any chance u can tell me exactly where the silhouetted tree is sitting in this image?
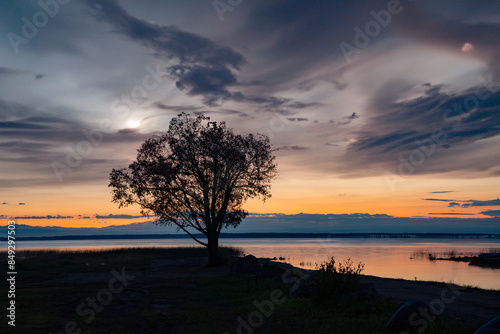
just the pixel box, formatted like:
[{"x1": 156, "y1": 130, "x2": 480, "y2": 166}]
[{"x1": 109, "y1": 113, "x2": 277, "y2": 266}]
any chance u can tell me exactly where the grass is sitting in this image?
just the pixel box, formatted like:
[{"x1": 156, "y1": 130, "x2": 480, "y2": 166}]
[
  {"x1": 0, "y1": 246, "x2": 243, "y2": 281},
  {"x1": 0, "y1": 247, "x2": 478, "y2": 333}
]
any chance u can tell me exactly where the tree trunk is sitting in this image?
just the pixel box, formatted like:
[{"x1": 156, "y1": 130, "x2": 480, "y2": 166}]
[{"x1": 207, "y1": 233, "x2": 219, "y2": 267}]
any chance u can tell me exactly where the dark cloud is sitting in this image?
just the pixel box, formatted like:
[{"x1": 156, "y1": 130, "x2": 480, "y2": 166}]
[
  {"x1": 430, "y1": 191, "x2": 454, "y2": 194},
  {"x1": 83, "y1": 0, "x2": 322, "y2": 109},
  {"x1": 1, "y1": 202, "x2": 7, "y2": 205},
  {"x1": 338, "y1": 83, "x2": 500, "y2": 177},
  {"x1": 428, "y1": 213, "x2": 476, "y2": 216},
  {"x1": 84, "y1": 0, "x2": 244, "y2": 105},
  {"x1": 286, "y1": 117, "x2": 308, "y2": 122},
  {"x1": 18, "y1": 203, "x2": 25, "y2": 205},
  {"x1": 336, "y1": 112, "x2": 360, "y2": 125},
  {"x1": 462, "y1": 198, "x2": 500, "y2": 207},
  {"x1": 479, "y1": 210, "x2": 500, "y2": 217},
  {"x1": 422, "y1": 197, "x2": 500, "y2": 209},
  {"x1": 0, "y1": 67, "x2": 24, "y2": 76},
  {"x1": 422, "y1": 198, "x2": 455, "y2": 202},
  {"x1": 287, "y1": 102, "x2": 323, "y2": 109},
  {"x1": 153, "y1": 102, "x2": 202, "y2": 112},
  {"x1": 347, "y1": 112, "x2": 359, "y2": 120},
  {"x1": 0, "y1": 67, "x2": 45, "y2": 80}
]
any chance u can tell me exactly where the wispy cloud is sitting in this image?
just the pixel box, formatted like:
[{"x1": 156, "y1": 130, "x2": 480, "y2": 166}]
[
  {"x1": 480, "y1": 210, "x2": 500, "y2": 217},
  {"x1": 422, "y1": 198, "x2": 455, "y2": 202},
  {"x1": 95, "y1": 214, "x2": 144, "y2": 219},
  {"x1": 428, "y1": 213, "x2": 475, "y2": 216},
  {"x1": 462, "y1": 198, "x2": 500, "y2": 207},
  {"x1": 337, "y1": 84, "x2": 500, "y2": 177}
]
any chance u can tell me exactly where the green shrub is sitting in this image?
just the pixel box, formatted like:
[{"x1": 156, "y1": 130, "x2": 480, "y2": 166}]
[{"x1": 311, "y1": 256, "x2": 364, "y2": 303}]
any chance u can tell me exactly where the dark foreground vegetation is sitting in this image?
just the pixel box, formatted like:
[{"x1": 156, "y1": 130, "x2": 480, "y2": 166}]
[{"x1": 0, "y1": 247, "x2": 480, "y2": 333}]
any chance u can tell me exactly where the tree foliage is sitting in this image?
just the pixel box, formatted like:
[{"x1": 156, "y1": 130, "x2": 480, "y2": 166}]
[{"x1": 109, "y1": 113, "x2": 277, "y2": 264}]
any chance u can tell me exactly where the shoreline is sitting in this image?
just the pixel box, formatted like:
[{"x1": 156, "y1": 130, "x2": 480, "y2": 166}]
[{"x1": 2, "y1": 247, "x2": 498, "y2": 332}]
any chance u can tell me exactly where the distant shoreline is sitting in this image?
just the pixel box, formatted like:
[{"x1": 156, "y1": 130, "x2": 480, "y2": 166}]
[{"x1": 2, "y1": 232, "x2": 500, "y2": 241}]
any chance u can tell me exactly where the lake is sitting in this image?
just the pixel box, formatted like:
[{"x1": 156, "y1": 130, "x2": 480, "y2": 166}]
[{"x1": 7, "y1": 237, "x2": 500, "y2": 290}]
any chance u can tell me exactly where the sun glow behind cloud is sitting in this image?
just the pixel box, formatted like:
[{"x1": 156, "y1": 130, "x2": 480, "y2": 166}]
[{"x1": 126, "y1": 119, "x2": 141, "y2": 128}]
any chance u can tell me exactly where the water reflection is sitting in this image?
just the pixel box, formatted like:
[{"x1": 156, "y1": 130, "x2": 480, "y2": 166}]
[{"x1": 7, "y1": 237, "x2": 500, "y2": 290}]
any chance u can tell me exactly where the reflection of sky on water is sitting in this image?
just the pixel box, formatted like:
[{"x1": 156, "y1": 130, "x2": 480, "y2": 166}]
[{"x1": 4, "y1": 238, "x2": 500, "y2": 290}]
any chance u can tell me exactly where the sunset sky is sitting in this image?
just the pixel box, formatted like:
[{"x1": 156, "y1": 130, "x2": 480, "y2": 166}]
[{"x1": 1, "y1": 0, "x2": 499, "y2": 232}]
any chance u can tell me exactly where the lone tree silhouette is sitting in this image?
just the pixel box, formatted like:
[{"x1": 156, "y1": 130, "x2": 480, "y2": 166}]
[{"x1": 109, "y1": 113, "x2": 277, "y2": 266}]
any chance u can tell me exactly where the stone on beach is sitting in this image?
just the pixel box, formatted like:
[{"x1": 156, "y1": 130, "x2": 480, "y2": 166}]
[
  {"x1": 387, "y1": 300, "x2": 435, "y2": 332},
  {"x1": 230, "y1": 255, "x2": 260, "y2": 273},
  {"x1": 474, "y1": 316, "x2": 500, "y2": 334}
]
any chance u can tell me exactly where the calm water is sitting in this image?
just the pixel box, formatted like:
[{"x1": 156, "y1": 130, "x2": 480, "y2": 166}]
[{"x1": 6, "y1": 237, "x2": 500, "y2": 290}]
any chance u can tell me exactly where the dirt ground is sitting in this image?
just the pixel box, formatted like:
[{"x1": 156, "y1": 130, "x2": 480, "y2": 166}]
[{"x1": 360, "y1": 275, "x2": 500, "y2": 327}]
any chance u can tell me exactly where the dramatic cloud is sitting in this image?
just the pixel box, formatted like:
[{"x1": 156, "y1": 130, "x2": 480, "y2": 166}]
[
  {"x1": 338, "y1": 84, "x2": 500, "y2": 177},
  {"x1": 84, "y1": 0, "x2": 245, "y2": 105}
]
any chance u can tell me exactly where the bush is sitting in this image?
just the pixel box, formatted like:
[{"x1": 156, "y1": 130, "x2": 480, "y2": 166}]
[{"x1": 311, "y1": 256, "x2": 364, "y2": 303}]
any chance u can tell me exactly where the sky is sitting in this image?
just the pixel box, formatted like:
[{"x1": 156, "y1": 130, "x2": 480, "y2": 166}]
[{"x1": 0, "y1": 0, "x2": 499, "y2": 233}]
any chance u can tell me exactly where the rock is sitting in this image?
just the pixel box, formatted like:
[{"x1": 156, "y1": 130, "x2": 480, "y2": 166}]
[
  {"x1": 387, "y1": 300, "x2": 434, "y2": 332},
  {"x1": 474, "y1": 316, "x2": 500, "y2": 334},
  {"x1": 230, "y1": 255, "x2": 259, "y2": 273},
  {"x1": 259, "y1": 262, "x2": 288, "y2": 278}
]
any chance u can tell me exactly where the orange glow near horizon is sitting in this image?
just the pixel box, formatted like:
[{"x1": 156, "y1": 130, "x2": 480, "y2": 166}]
[{"x1": 1, "y1": 174, "x2": 496, "y2": 228}]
